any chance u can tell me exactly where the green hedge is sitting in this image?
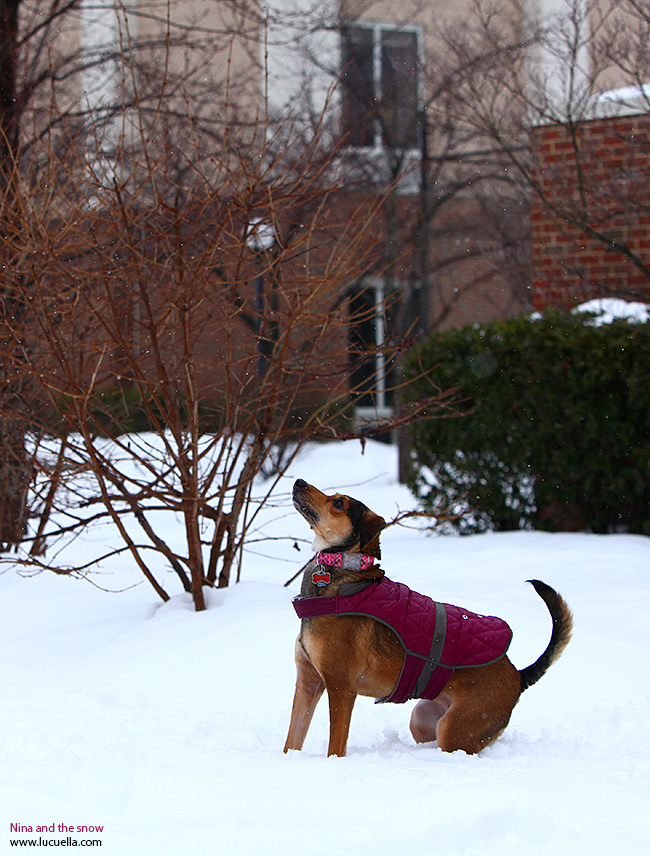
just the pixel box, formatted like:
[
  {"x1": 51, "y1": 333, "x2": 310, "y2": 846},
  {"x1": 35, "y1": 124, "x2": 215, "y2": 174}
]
[{"x1": 403, "y1": 310, "x2": 650, "y2": 534}]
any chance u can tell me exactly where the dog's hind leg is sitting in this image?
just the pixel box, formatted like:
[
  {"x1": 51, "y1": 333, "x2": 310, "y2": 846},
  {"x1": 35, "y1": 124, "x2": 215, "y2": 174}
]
[
  {"x1": 433, "y1": 661, "x2": 521, "y2": 754},
  {"x1": 434, "y1": 701, "x2": 512, "y2": 754},
  {"x1": 409, "y1": 696, "x2": 451, "y2": 744},
  {"x1": 283, "y1": 641, "x2": 325, "y2": 753}
]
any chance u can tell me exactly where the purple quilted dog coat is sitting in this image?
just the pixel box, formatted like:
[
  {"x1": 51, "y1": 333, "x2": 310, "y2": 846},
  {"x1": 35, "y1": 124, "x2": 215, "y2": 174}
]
[{"x1": 293, "y1": 577, "x2": 512, "y2": 703}]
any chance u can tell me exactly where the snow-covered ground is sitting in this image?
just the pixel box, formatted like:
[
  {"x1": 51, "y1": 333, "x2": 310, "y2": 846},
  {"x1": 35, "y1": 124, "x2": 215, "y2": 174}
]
[{"x1": 1, "y1": 440, "x2": 648, "y2": 855}]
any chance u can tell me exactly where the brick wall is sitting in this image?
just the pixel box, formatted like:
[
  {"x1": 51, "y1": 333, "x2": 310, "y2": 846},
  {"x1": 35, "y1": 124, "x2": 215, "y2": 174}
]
[{"x1": 531, "y1": 113, "x2": 650, "y2": 310}]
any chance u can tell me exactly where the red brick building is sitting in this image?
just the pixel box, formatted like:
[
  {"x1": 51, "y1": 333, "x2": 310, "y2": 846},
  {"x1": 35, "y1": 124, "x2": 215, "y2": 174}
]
[{"x1": 530, "y1": 111, "x2": 650, "y2": 311}]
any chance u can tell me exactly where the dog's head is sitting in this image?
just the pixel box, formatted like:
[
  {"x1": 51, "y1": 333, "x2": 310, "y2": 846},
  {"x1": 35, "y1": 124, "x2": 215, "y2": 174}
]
[{"x1": 293, "y1": 479, "x2": 386, "y2": 557}]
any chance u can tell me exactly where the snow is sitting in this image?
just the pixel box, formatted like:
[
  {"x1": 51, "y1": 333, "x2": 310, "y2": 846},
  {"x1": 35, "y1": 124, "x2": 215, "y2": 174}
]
[
  {"x1": 573, "y1": 297, "x2": 650, "y2": 325},
  {"x1": 1, "y1": 439, "x2": 649, "y2": 854},
  {"x1": 592, "y1": 83, "x2": 650, "y2": 104},
  {"x1": 588, "y1": 83, "x2": 650, "y2": 118}
]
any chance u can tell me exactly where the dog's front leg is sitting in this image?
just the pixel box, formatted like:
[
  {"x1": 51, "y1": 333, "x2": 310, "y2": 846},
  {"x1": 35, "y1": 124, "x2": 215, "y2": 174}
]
[
  {"x1": 284, "y1": 641, "x2": 325, "y2": 753},
  {"x1": 325, "y1": 684, "x2": 357, "y2": 757}
]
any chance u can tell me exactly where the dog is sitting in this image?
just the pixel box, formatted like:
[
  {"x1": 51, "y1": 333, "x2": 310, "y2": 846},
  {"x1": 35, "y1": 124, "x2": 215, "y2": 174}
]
[{"x1": 284, "y1": 479, "x2": 573, "y2": 757}]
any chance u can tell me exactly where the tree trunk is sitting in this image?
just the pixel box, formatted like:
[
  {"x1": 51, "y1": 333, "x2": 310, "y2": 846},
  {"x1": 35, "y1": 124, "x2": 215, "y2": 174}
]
[
  {"x1": 0, "y1": 413, "x2": 30, "y2": 549},
  {"x1": 0, "y1": 1, "x2": 19, "y2": 185},
  {"x1": 1, "y1": 1, "x2": 30, "y2": 548}
]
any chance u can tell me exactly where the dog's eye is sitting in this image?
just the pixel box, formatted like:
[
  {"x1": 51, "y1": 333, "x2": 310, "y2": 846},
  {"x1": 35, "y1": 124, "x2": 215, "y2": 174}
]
[{"x1": 332, "y1": 497, "x2": 344, "y2": 510}]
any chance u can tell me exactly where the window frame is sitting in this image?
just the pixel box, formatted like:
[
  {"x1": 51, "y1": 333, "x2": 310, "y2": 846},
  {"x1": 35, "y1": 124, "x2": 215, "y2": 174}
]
[
  {"x1": 340, "y1": 20, "x2": 423, "y2": 154},
  {"x1": 348, "y1": 277, "x2": 402, "y2": 417}
]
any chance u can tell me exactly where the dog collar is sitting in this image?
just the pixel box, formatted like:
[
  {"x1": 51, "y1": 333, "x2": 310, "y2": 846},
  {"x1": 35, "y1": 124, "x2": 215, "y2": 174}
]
[{"x1": 315, "y1": 552, "x2": 376, "y2": 572}]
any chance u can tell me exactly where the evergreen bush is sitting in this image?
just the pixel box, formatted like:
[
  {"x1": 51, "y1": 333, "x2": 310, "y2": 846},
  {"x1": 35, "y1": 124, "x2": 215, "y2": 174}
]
[{"x1": 404, "y1": 310, "x2": 650, "y2": 534}]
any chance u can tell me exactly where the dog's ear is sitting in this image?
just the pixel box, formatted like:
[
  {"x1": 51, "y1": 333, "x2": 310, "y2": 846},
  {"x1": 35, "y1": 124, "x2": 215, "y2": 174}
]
[{"x1": 359, "y1": 509, "x2": 386, "y2": 555}]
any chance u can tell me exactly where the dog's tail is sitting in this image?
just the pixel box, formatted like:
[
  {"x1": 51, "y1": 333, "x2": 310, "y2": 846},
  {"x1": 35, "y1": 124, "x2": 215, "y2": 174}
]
[{"x1": 519, "y1": 579, "x2": 573, "y2": 693}]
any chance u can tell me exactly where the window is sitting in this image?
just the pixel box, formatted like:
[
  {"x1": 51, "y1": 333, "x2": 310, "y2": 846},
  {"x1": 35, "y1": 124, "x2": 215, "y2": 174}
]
[
  {"x1": 348, "y1": 279, "x2": 401, "y2": 416},
  {"x1": 341, "y1": 24, "x2": 420, "y2": 150}
]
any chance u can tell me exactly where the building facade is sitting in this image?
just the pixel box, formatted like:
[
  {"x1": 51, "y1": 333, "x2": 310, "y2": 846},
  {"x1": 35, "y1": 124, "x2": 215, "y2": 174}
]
[{"x1": 17, "y1": 1, "x2": 649, "y2": 419}]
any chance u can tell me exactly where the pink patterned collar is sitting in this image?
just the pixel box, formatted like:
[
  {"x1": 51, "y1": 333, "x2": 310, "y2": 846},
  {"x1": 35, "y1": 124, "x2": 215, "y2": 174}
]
[{"x1": 315, "y1": 552, "x2": 377, "y2": 572}]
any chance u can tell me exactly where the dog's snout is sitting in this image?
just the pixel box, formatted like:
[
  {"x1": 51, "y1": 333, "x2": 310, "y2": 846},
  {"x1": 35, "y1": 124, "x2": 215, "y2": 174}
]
[{"x1": 292, "y1": 479, "x2": 317, "y2": 525}]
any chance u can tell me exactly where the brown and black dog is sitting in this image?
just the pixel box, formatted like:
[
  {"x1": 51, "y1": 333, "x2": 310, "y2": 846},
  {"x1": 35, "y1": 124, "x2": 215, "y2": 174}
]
[{"x1": 284, "y1": 479, "x2": 573, "y2": 757}]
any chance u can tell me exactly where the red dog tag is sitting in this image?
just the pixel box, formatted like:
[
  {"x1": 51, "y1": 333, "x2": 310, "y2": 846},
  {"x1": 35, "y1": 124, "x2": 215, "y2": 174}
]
[{"x1": 312, "y1": 570, "x2": 331, "y2": 587}]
